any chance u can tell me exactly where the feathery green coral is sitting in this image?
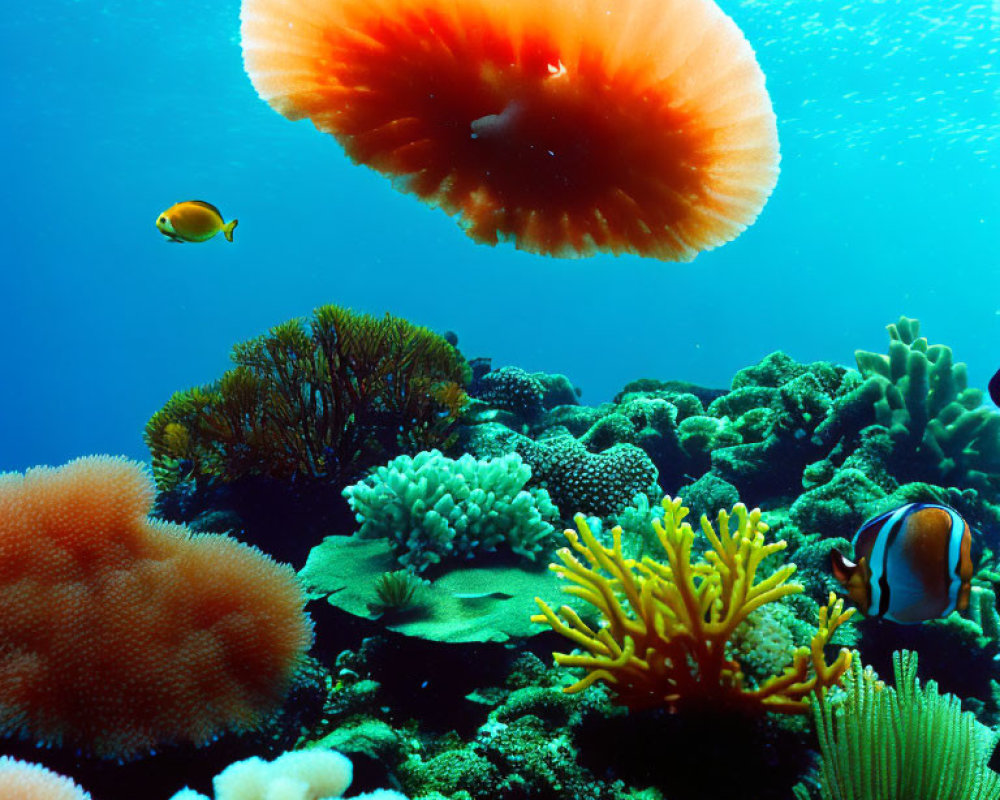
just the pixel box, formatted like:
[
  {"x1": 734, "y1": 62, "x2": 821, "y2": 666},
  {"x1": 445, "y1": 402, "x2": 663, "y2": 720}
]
[
  {"x1": 802, "y1": 650, "x2": 1000, "y2": 800},
  {"x1": 343, "y1": 449, "x2": 560, "y2": 572},
  {"x1": 145, "y1": 304, "x2": 469, "y2": 489},
  {"x1": 368, "y1": 570, "x2": 429, "y2": 615}
]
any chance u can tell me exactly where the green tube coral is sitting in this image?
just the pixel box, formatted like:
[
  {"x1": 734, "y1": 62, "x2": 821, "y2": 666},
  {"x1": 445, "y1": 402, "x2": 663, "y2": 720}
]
[{"x1": 855, "y1": 316, "x2": 1000, "y2": 490}]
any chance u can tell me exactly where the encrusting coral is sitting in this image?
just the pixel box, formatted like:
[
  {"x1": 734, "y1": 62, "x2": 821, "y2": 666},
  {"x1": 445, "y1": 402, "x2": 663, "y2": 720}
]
[
  {"x1": 473, "y1": 366, "x2": 548, "y2": 421},
  {"x1": 0, "y1": 456, "x2": 312, "y2": 759},
  {"x1": 145, "y1": 304, "x2": 470, "y2": 490},
  {"x1": 343, "y1": 449, "x2": 560, "y2": 572},
  {"x1": 0, "y1": 757, "x2": 91, "y2": 800},
  {"x1": 466, "y1": 423, "x2": 660, "y2": 518},
  {"x1": 532, "y1": 496, "x2": 855, "y2": 714}
]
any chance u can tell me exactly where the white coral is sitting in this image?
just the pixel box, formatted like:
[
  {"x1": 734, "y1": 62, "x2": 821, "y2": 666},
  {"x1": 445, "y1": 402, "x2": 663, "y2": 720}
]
[{"x1": 170, "y1": 749, "x2": 408, "y2": 800}]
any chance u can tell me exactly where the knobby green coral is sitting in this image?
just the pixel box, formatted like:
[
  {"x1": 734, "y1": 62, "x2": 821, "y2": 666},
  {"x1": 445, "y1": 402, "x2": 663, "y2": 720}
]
[
  {"x1": 855, "y1": 316, "x2": 1000, "y2": 490},
  {"x1": 799, "y1": 650, "x2": 1000, "y2": 800},
  {"x1": 145, "y1": 304, "x2": 469, "y2": 489},
  {"x1": 343, "y1": 449, "x2": 560, "y2": 572}
]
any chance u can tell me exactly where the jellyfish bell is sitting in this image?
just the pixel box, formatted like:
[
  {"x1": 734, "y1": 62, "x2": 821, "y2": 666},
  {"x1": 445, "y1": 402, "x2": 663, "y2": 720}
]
[{"x1": 240, "y1": 0, "x2": 780, "y2": 261}]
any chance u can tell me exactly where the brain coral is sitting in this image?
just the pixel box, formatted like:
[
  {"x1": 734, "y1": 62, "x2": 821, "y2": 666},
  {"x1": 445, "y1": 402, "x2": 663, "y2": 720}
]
[
  {"x1": 517, "y1": 433, "x2": 659, "y2": 518},
  {"x1": 0, "y1": 456, "x2": 312, "y2": 759},
  {"x1": 0, "y1": 757, "x2": 90, "y2": 800}
]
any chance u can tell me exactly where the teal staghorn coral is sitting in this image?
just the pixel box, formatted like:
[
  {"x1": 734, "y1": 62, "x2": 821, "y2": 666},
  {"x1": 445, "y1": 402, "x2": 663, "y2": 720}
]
[
  {"x1": 855, "y1": 315, "x2": 1000, "y2": 491},
  {"x1": 343, "y1": 449, "x2": 559, "y2": 572}
]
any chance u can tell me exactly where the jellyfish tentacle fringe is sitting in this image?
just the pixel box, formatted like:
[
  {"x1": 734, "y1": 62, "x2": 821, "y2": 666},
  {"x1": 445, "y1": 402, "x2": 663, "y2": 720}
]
[{"x1": 532, "y1": 496, "x2": 855, "y2": 714}]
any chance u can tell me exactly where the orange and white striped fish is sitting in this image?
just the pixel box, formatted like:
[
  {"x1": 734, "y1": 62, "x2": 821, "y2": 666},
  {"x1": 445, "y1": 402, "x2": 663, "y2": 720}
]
[{"x1": 830, "y1": 503, "x2": 974, "y2": 624}]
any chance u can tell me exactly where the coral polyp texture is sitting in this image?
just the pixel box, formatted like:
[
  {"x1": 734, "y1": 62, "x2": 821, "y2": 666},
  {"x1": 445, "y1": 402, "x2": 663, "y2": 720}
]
[
  {"x1": 467, "y1": 424, "x2": 659, "y2": 518},
  {"x1": 855, "y1": 315, "x2": 1000, "y2": 491},
  {"x1": 532, "y1": 496, "x2": 855, "y2": 714},
  {"x1": 473, "y1": 366, "x2": 547, "y2": 421},
  {"x1": 343, "y1": 449, "x2": 559, "y2": 572},
  {"x1": 145, "y1": 304, "x2": 470, "y2": 490},
  {"x1": 0, "y1": 456, "x2": 312, "y2": 758},
  {"x1": 0, "y1": 757, "x2": 91, "y2": 800}
]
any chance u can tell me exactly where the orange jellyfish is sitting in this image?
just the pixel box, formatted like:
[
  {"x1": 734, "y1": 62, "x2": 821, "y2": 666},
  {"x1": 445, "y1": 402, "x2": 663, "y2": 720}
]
[{"x1": 240, "y1": 0, "x2": 780, "y2": 260}]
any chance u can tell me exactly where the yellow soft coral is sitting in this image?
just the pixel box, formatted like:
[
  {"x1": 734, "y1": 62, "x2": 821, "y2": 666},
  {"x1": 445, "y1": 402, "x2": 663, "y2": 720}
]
[{"x1": 532, "y1": 496, "x2": 854, "y2": 714}]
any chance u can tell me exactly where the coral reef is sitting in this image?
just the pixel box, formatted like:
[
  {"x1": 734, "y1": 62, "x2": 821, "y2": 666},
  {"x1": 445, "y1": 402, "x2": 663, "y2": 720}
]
[
  {"x1": 343, "y1": 449, "x2": 559, "y2": 572},
  {"x1": 22, "y1": 313, "x2": 1000, "y2": 800},
  {"x1": 533, "y1": 497, "x2": 855, "y2": 714},
  {"x1": 0, "y1": 757, "x2": 91, "y2": 800},
  {"x1": 145, "y1": 304, "x2": 470, "y2": 490},
  {"x1": 0, "y1": 456, "x2": 312, "y2": 759},
  {"x1": 305, "y1": 641, "x2": 814, "y2": 800}
]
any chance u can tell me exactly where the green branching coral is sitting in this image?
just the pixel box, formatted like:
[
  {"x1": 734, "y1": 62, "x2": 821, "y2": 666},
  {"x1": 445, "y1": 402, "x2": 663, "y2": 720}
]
[
  {"x1": 798, "y1": 650, "x2": 1000, "y2": 800},
  {"x1": 343, "y1": 449, "x2": 560, "y2": 572},
  {"x1": 855, "y1": 316, "x2": 1000, "y2": 490},
  {"x1": 145, "y1": 304, "x2": 470, "y2": 489}
]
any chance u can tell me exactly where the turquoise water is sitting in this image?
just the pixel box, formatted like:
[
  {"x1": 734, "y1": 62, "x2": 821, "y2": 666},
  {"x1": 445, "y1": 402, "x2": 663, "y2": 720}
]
[
  {"x1": 3, "y1": 3, "x2": 1000, "y2": 799},
  {"x1": 2, "y1": 0, "x2": 997, "y2": 472}
]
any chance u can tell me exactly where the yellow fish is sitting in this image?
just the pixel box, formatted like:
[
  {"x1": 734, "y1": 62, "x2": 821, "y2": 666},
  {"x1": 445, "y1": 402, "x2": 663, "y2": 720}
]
[{"x1": 156, "y1": 201, "x2": 238, "y2": 243}]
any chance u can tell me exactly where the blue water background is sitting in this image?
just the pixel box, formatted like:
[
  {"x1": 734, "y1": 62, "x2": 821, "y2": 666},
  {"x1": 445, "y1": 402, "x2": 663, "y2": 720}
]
[{"x1": 2, "y1": 0, "x2": 998, "y2": 472}]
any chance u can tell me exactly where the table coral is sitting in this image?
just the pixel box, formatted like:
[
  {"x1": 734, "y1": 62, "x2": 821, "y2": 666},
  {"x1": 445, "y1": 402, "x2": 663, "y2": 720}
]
[
  {"x1": 532, "y1": 496, "x2": 854, "y2": 714},
  {"x1": 0, "y1": 456, "x2": 312, "y2": 759},
  {"x1": 145, "y1": 304, "x2": 469, "y2": 490}
]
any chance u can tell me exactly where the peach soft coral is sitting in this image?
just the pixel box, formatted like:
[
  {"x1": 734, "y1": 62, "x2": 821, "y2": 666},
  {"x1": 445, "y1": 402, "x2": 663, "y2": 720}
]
[
  {"x1": 0, "y1": 757, "x2": 90, "y2": 800},
  {"x1": 0, "y1": 455, "x2": 312, "y2": 759}
]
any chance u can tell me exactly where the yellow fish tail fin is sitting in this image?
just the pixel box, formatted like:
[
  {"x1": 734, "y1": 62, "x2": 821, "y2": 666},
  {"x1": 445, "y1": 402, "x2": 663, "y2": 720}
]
[{"x1": 223, "y1": 219, "x2": 239, "y2": 242}]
